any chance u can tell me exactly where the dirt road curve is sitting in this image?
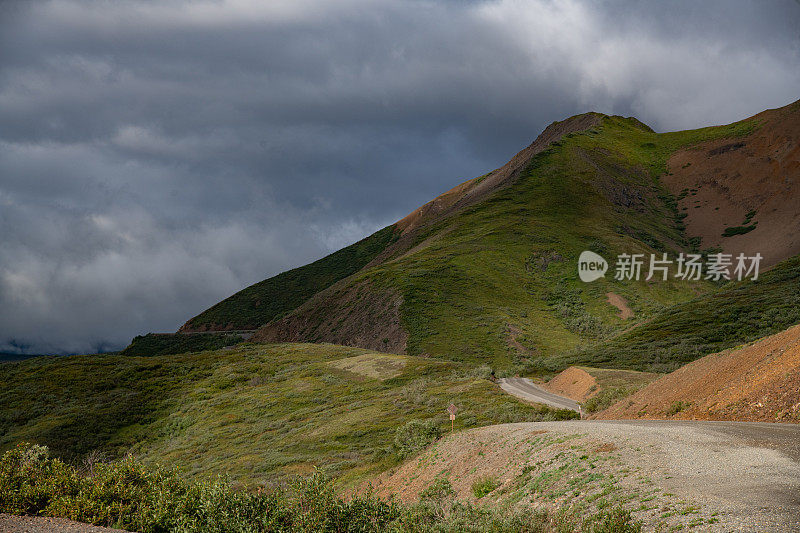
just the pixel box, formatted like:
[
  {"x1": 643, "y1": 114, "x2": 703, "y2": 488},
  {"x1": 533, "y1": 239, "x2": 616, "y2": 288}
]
[
  {"x1": 373, "y1": 419, "x2": 800, "y2": 531},
  {"x1": 497, "y1": 377, "x2": 580, "y2": 411},
  {"x1": 567, "y1": 420, "x2": 800, "y2": 531},
  {"x1": 0, "y1": 514, "x2": 129, "y2": 532}
]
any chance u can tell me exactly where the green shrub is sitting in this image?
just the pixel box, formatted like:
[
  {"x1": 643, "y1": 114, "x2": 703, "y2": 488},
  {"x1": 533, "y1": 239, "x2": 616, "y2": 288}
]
[
  {"x1": 420, "y1": 477, "x2": 455, "y2": 502},
  {"x1": 721, "y1": 224, "x2": 756, "y2": 237},
  {"x1": 121, "y1": 333, "x2": 244, "y2": 357},
  {"x1": 583, "y1": 387, "x2": 632, "y2": 414},
  {"x1": 0, "y1": 443, "x2": 401, "y2": 532},
  {"x1": 470, "y1": 476, "x2": 498, "y2": 498},
  {"x1": 585, "y1": 506, "x2": 642, "y2": 533},
  {"x1": 393, "y1": 419, "x2": 442, "y2": 459},
  {"x1": 665, "y1": 401, "x2": 691, "y2": 416}
]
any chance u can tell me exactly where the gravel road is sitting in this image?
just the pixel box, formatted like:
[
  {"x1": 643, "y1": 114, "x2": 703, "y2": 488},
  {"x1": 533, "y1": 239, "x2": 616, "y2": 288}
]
[
  {"x1": 497, "y1": 377, "x2": 580, "y2": 411},
  {"x1": 374, "y1": 419, "x2": 800, "y2": 531},
  {"x1": 0, "y1": 514, "x2": 130, "y2": 532},
  {"x1": 528, "y1": 420, "x2": 800, "y2": 531}
]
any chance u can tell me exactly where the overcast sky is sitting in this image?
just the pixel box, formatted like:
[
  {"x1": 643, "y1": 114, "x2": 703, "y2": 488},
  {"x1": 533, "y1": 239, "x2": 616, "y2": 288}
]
[{"x1": 1, "y1": 0, "x2": 799, "y2": 354}]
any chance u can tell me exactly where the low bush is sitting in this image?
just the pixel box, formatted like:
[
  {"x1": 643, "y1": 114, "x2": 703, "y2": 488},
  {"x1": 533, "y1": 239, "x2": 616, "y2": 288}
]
[
  {"x1": 120, "y1": 333, "x2": 244, "y2": 357},
  {"x1": 470, "y1": 477, "x2": 498, "y2": 499},
  {"x1": 393, "y1": 419, "x2": 443, "y2": 459},
  {"x1": 585, "y1": 506, "x2": 642, "y2": 533},
  {"x1": 583, "y1": 387, "x2": 632, "y2": 414},
  {"x1": 420, "y1": 478, "x2": 455, "y2": 502},
  {"x1": 665, "y1": 401, "x2": 691, "y2": 416},
  {"x1": 721, "y1": 224, "x2": 756, "y2": 237}
]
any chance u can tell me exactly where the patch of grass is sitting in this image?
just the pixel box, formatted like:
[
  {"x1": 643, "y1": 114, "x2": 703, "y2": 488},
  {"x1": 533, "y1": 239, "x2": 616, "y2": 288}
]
[
  {"x1": 584, "y1": 506, "x2": 642, "y2": 533},
  {"x1": 721, "y1": 224, "x2": 757, "y2": 237},
  {"x1": 393, "y1": 419, "x2": 442, "y2": 459},
  {"x1": 577, "y1": 367, "x2": 660, "y2": 413},
  {"x1": 471, "y1": 476, "x2": 499, "y2": 498},
  {"x1": 583, "y1": 387, "x2": 632, "y2": 414},
  {"x1": 665, "y1": 401, "x2": 691, "y2": 416},
  {"x1": 327, "y1": 353, "x2": 407, "y2": 380},
  {"x1": 420, "y1": 477, "x2": 455, "y2": 501}
]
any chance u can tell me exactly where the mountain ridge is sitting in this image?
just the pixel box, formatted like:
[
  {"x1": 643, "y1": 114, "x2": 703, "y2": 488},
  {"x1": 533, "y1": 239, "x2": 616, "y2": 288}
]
[{"x1": 177, "y1": 99, "x2": 799, "y2": 373}]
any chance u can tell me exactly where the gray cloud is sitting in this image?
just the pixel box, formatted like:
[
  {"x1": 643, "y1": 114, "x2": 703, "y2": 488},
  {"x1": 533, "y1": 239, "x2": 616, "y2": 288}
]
[{"x1": 1, "y1": 0, "x2": 799, "y2": 353}]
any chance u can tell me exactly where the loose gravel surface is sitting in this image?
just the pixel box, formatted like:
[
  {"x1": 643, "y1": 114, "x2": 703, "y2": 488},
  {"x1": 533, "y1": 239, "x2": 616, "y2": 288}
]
[
  {"x1": 0, "y1": 514, "x2": 130, "y2": 532},
  {"x1": 373, "y1": 420, "x2": 800, "y2": 531}
]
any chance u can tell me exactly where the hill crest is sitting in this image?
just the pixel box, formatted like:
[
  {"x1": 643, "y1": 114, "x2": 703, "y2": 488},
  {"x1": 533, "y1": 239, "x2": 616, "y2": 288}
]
[{"x1": 176, "y1": 99, "x2": 799, "y2": 373}]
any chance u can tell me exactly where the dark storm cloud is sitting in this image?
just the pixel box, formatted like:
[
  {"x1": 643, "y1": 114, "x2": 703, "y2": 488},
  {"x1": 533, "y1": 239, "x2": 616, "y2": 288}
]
[{"x1": 1, "y1": 0, "x2": 799, "y2": 353}]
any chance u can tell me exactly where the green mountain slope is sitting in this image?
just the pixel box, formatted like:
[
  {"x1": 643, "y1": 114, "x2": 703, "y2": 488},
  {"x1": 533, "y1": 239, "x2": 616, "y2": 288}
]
[
  {"x1": 180, "y1": 225, "x2": 399, "y2": 331},
  {"x1": 552, "y1": 254, "x2": 800, "y2": 373},
  {"x1": 0, "y1": 344, "x2": 573, "y2": 487},
  {"x1": 168, "y1": 100, "x2": 798, "y2": 374},
  {"x1": 252, "y1": 114, "x2": 759, "y2": 370}
]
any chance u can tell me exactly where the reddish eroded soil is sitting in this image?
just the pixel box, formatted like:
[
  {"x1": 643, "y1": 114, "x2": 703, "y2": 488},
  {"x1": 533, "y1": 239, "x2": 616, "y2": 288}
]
[
  {"x1": 542, "y1": 366, "x2": 597, "y2": 401},
  {"x1": 663, "y1": 100, "x2": 800, "y2": 268},
  {"x1": 596, "y1": 323, "x2": 800, "y2": 423},
  {"x1": 605, "y1": 291, "x2": 633, "y2": 320}
]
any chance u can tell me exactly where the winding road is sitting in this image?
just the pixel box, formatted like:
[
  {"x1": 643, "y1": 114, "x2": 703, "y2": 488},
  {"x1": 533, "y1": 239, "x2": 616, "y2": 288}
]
[{"x1": 497, "y1": 377, "x2": 580, "y2": 412}]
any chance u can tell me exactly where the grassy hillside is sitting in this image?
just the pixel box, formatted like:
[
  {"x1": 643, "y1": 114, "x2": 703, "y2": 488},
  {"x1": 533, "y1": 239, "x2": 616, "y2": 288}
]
[
  {"x1": 120, "y1": 332, "x2": 245, "y2": 357},
  {"x1": 257, "y1": 114, "x2": 758, "y2": 371},
  {"x1": 553, "y1": 254, "x2": 800, "y2": 372},
  {"x1": 180, "y1": 225, "x2": 399, "y2": 331},
  {"x1": 0, "y1": 343, "x2": 574, "y2": 488}
]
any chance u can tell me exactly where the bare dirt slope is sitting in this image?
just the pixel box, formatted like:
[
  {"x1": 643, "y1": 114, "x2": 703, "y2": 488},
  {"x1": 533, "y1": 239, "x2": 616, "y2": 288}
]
[
  {"x1": 543, "y1": 366, "x2": 596, "y2": 402},
  {"x1": 370, "y1": 421, "x2": 800, "y2": 532},
  {"x1": 605, "y1": 292, "x2": 633, "y2": 320},
  {"x1": 543, "y1": 366, "x2": 659, "y2": 403},
  {"x1": 663, "y1": 100, "x2": 800, "y2": 267},
  {"x1": 597, "y1": 323, "x2": 800, "y2": 422}
]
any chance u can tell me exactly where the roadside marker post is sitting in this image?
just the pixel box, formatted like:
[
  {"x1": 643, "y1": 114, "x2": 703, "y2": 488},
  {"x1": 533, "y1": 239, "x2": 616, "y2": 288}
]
[{"x1": 447, "y1": 403, "x2": 457, "y2": 431}]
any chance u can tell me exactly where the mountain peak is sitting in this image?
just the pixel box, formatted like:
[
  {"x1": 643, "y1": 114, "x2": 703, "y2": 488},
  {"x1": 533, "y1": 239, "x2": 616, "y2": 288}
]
[{"x1": 394, "y1": 111, "x2": 604, "y2": 236}]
